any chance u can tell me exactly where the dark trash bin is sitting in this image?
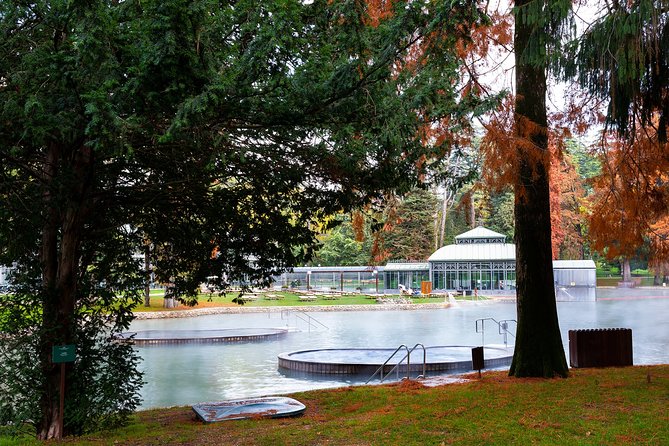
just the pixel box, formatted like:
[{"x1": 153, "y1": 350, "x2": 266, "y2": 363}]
[
  {"x1": 568, "y1": 328, "x2": 633, "y2": 368},
  {"x1": 471, "y1": 346, "x2": 484, "y2": 371}
]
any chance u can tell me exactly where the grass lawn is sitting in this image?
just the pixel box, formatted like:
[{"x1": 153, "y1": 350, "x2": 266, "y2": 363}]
[
  {"x1": 3, "y1": 365, "x2": 667, "y2": 445},
  {"x1": 133, "y1": 291, "x2": 379, "y2": 311},
  {"x1": 132, "y1": 290, "x2": 474, "y2": 312},
  {"x1": 596, "y1": 276, "x2": 658, "y2": 287}
]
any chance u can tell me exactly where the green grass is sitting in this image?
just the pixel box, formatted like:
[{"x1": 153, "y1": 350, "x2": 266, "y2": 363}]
[
  {"x1": 132, "y1": 291, "x2": 449, "y2": 312},
  {"x1": 596, "y1": 276, "x2": 659, "y2": 287},
  {"x1": 6, "y1": 366, "x2": 668, "y2": 445}
]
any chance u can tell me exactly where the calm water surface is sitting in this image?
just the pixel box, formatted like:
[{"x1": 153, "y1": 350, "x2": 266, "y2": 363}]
[{"x1": 131, "y1": 289, "x2": 669, "y2": 409}]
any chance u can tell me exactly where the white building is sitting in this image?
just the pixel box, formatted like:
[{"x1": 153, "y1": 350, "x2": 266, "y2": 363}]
[
  {"x1": 429, "y1": 227, "x2": 516, "y2": 293},
  {"x1": 428, "y1": 227, "x2": 596, "y2": 301}
]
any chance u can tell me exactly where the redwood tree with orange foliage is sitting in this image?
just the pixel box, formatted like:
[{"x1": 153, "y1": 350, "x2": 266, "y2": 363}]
[
  {"x1": 549, "y1": 136, "x2": 589, "y2": 260},
  {"x1": 480, "y1": 0, "x2": 573, "y2": 376},
  {"x1": 588, "y1": 126, "x2": 669, "y2": 280},
  {"x1": 648, "y1": 215, "x2": 669, "y2": 284},
  {"x1": 487, "y1": 0, "x2": 667, "y2": 378}
]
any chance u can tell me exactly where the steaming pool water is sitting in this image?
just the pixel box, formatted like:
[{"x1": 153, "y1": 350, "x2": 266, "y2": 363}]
[{"x1": 130, "y1": 289, "x2": 669, "y2": 409}]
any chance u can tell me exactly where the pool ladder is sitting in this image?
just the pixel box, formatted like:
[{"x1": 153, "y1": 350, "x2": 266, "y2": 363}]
[
  {"x1": 365, "y1": 343, "x2": 426, "y2": 384},
  {"x1": 280, "y1": 310, "x2": 328, "y2": 332},
  {"x1": 475, "y1": 318, "x2": 516, "y2": 347}
]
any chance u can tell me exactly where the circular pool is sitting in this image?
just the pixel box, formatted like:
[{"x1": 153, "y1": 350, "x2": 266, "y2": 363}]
[
  {"x1": 278, "y1": 345, "x2": 513, "y2": 376},
  {"x1": 120, "y1": 328, "x2": 288, "y2": 345}
]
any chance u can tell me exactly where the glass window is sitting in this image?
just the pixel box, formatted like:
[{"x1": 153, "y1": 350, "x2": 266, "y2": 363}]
[
  {"x1": 506, "y1": 271, "x2": 516, "y2": 289},
  {"x1": 458, "y1": 271, "x2": 471, "y2": 290},
  {"x1": 492, "y1": 270, "x2": 505, "y2": 290},
  {"x1": 432, "y1": 271, "x2": 444, "y2": 290},
  {"x1": 480, "y1": 270, "x2": 492, "y2": 290},
  {"x1": 386, "y1": 272, "x2": 398, "y2": 290}
]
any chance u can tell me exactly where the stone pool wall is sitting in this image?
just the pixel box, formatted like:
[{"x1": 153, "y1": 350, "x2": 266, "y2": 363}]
[{"x1": 134, "y1": 302, "x2": 451, "y2": 319}]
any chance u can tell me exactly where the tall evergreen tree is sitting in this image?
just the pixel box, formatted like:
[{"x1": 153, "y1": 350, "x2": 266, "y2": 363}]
[
  {"x1": 382, "y1": 189, "x2": 439, "y2": 261},
  {"x1": 508, "y1": 0, "x2": 571, "y2": 377},
  {"x1": 0, "y1": 0, "x2": 493, "y2": 438}
]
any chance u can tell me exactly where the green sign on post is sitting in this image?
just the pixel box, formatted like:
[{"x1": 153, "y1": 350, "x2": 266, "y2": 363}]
[
  {"x1": 51, "y1": 344, "x2": 76, "y2": 440},
  {"x1": 52, "y1": 344, "x2": 76, "y2": 363}
]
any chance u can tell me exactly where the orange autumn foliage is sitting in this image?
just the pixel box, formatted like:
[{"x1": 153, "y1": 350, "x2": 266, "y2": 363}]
[
  {"x1": 589, "y1": 121, "x2": 669, "y2": 259},
  {"x1": 549, "y1": 137, "x2": 566, "y2": 258},
  {"x1": 364, "y1": 0, "x2": 510, "y2": 177},
  {"x1": 481, "y1": 97, "x2": 589, "y2": 259},
  {"x1": 649, "y1": 215, "x2": 669, "y2": 278},
  {"x1": 548, "y1": 134, "x2": 588, "y2": 259},
  {"x1": 351, "y1": 210, "x2": 366, "y2": 243},
  {"x1": 480, "y1": 97, "x2": 551, "y2": 199},
  {"x1": 364, "y1": 0, "x2": 393, "y2": 27}
]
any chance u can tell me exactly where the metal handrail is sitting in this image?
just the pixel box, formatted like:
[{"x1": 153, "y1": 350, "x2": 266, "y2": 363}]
[
  {"x1": 366, "y1": 344, "x2": 409, "y2": 384},
  {"x1": 281, "y1": 310, "x2": 329, "y2": 332},
  {"x1": 475, "y1": 317, "x2": 517, "y2": 347},
  {"x1": 409, "y1": 343, "x2": 427, "y2": 379},
  {"x1": 498, "y1": 319, "x2": 517, "y2": 347},
  {"x1": 366, "y1": 343, "x2": 428, "y2": 384}
]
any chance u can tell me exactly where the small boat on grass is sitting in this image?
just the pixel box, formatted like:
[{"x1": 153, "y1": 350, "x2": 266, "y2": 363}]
[{"x1": 192, "y1": 396, "x2": 306, "y2": 423}]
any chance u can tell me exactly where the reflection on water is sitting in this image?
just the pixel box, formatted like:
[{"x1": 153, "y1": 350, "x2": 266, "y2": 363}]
[{"x1": 132, "y1": 289, "x2": 668, "y2": 409}]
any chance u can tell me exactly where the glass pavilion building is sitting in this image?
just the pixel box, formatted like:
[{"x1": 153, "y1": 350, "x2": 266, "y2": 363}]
[
  {"x1": 428, "y1": 226, "x2": 516, "y2": 293},
  {"x1": 275, "y1": 226, "x2": 596, "y2": 300}
]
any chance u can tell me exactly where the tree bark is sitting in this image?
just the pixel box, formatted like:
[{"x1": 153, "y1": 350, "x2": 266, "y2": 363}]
[
  {"x1": 508, "y1": 0, "x2": 568, "y2": 378},
  {"x1": 38, "y1": 143, "x2": 64, "y2": 440},
  {"x1": 144, "y1": 242, "x2": 151, "y2": 307},
  {"x1": 468, "y1": 194, "x2": 476, "y2": 228},
  {"x1": 38, "y1": 143, "x2": 93, "y2": 439},
  {"x1": 163, "y1": 283, "x2": 177, "y2": 308},
  {"x1": 439, "y1": 188, "x2": 454, "y2": 248},
  {"x1": 621, "y1": 258, "x2": 632, "y2": 283}
]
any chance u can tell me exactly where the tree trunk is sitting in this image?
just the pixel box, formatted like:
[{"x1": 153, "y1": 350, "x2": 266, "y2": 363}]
[
  {"x1": 38, "y1": 211, "x2": 64, "y2": 438},
  {"x1": 163, "y1": 284, "x2": 177, "y2": 308},
  {"x1": 144, "y1": 243, "x2": 151, "y2": 307},
  {"x1": 434, "y1": 196, "x2": 441, "y2": 252},
  {"x1": 37, "y1": 143, "x2": 63, "y2": 440},
  {"x1": 621, "y1": 258, "x2": 632, "y2": 283},
  {"x1": 37, "y1": 143, "x2": 93, "y2": 439},
  {"x1": 508, "y1": 0, "x2": 568, "y2": 378},
  {"x1": 438, "y1": 188, "x2": 453, "y2": 248}
]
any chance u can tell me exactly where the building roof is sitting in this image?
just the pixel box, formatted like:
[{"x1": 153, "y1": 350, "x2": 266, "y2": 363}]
[
  {"x1": 428, "y1": 242, "x2": 516, "y2": 262},
  {"x1": 552, "y1": 260, "x2": 596, "y2": 269},
  {"x1": 383, "y1": 262, "x2": 429, "y2": 272},
  {"x1": 291, "y1": 266, "x2": 383, "y2": 273},
  {"x1": 455, "y1": 226, "x2": 507, "y2": 242}
]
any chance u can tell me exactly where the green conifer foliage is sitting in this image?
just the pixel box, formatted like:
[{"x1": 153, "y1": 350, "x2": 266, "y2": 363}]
[
  {"x1": 0, "y1": 0, "x2": 494, "y2": 438},
  {"x1": 561, "y1": 0, "x2": 669, "y2": 141}
]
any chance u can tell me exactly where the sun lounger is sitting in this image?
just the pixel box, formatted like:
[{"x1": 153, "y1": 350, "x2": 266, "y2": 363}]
[
  {"x1": 320, "y1": 294, "x2": 340, "y2": 300},
  {"x1": 298, "y1": 295, "x2": 318, "y2": 301}
]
